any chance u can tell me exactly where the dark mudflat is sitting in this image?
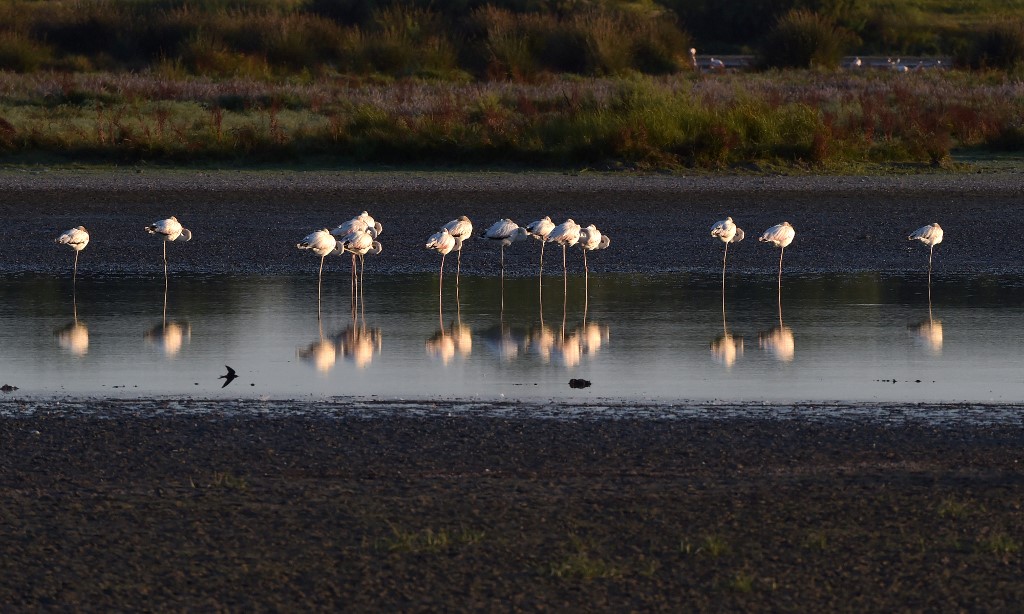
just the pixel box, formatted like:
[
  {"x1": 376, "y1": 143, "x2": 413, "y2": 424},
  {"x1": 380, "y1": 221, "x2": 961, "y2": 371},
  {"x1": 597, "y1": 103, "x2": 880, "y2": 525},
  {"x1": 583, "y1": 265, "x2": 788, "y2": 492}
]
[
  {"x1": 3, "y1": 169, "x2": 1023, "y2": 276},
  {"x1": 2, "y1": 400, "x2": 1023, "y2": 611}
]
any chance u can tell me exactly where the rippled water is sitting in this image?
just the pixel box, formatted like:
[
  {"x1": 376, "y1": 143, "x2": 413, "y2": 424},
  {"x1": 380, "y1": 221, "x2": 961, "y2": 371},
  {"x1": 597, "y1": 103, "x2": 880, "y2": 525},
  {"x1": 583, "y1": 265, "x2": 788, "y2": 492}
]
[{"x1": 2, "y1": 272, "x2": 1022, "y2": 402}]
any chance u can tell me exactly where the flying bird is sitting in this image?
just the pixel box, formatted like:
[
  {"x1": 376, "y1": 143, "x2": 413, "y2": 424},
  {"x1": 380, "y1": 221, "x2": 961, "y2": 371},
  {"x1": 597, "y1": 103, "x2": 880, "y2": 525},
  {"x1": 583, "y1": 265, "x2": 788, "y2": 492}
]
[
  {"x1": 908, "y1": 222, "x2": 943, "y2": 281},
  {"x1": 759, "y1": 222, "x2": 796, "y2": 292},
  {"x1": 481, "y1": 218, "x2": 530, "y2": 273},
  {"x1": 546, "y1": 219, "x2": 582, "y2": 287},
  {"x1": 525, "y1": 215, "x2": 556, "y2": 276},
  {"x1": 442, "y1": 216, "x2": 473, "y2": 286},
  {"x1": 296, "y1": 228, "x2": 338, "y2": 319},
  {"x1": 55, "y1": 226, "x2": 90, "y2": 282},
  {"x1": 145, "y1": 216, "x2": 193, "y2": 278},
  {"x1": 711, "y1": 216, "x2": 744, "y2": 290},
  {"x1": 219, "y1": 365, "x2": 238, "y2": 388}
]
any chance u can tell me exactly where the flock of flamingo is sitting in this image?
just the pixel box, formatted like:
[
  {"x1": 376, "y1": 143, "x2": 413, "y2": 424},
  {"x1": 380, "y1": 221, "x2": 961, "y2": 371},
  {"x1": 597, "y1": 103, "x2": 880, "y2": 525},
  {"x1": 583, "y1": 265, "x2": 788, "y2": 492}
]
[{"x1": 54, "y1": 213, "x2": 945, "y2": 307}]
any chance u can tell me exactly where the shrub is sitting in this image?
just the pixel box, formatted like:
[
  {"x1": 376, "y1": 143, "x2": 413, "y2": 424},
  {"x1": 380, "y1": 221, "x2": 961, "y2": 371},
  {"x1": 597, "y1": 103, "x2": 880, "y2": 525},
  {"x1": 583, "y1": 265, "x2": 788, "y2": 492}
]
[
  {"x1": 0, "y1": 32, "x2": 52, "y2": 73},
  {"x1": 758, "y1": 9, "x2": 851, "y2": 70},
  {"x1": 967, "y1": 21, "x2": 1024, "y2": 70}
]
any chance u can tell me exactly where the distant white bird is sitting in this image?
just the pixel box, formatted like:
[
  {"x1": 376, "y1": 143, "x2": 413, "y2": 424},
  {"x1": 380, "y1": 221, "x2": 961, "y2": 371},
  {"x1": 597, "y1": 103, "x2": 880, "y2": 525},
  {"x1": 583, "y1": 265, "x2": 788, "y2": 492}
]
[
  {"x1": 546, "y1": 219, "x2": 582, "y2": 286},
  {"x1": 759, "y1": 222, "x2": 796, "y2": 292},
  {"x1": 711, "y1": 216, "x2": 745, "y2": 290},
  {"x1": 689, "y1": 47, "x2": 698, "y2": 70},
  {"x1": 145, "y1": 216, "x2": 192, "y2": 278},
  {"x1": 709, "y1": 57, "x2": 725, "y2": 72},
  {"x1": 296, "y1": 228, "x2": 338, "y2": 319},
  {"x1": 339, "y1": 229, "x2": 383, "y2": 310},
  {"x1": 481, "y1": 218, "x2": 530, "y2": 272},
  {"x1": 526, "y1": 215, "x2": 556, "y2": 276},
  {"x1": 578, "y1": 224, "x2": 610, "y2": 279},
  {"x1": 331, "y1": 211, "x2": 385, "y2": 238},
  {"x1": 908, "y1": 222, "x2": 943, "y2": 281},
  {"x1": 55, "y1": 225, "x2": 89, "y2": 282},
  {"x1": 442, "y1": 216, "x2": 473, "y2": 285},
  {"x1": 426, "y1": 228, "x2": 462, "y2": 304}
]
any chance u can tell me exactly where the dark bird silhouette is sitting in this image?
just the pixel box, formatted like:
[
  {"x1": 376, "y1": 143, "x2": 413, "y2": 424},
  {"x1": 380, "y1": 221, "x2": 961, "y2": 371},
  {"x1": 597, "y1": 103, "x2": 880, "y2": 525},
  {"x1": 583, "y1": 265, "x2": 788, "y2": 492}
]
[{"x1": 219, "y1": 365, "x2": 238, "y2": 388}]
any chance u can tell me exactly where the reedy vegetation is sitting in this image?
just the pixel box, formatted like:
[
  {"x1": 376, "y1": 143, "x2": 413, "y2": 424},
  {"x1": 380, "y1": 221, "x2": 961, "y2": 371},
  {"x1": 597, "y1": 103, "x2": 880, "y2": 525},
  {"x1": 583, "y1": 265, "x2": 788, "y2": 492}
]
[
  {"x1": 0, "y1": 70, "x2": 1021, "y2": 168},
  {"x1": 0, "y1": 0, "x2": 1022, "y2": 168}
]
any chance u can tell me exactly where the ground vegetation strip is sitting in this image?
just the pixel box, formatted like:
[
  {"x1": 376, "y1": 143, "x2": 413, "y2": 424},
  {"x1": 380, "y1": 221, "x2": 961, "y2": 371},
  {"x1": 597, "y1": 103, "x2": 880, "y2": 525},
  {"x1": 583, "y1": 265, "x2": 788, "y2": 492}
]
[
  {"x1": 1, "y1": 406, "x2": 1023, "y2": 610},
  {"x1": 0, "y1": 71, "x2": 1021, "y2": 168}
]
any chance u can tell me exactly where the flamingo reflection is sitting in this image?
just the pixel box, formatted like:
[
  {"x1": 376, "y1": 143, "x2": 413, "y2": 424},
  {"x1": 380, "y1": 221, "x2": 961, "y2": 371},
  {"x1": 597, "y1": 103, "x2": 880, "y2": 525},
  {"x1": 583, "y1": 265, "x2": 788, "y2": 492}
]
[
  {"x1": 298, "y1": 324, "x2": 337, "y2": 373},
  {"x1": 711, "y1": 305, "x2": 743, "y2": 368},
  {"x1": 336, "y1": 323, "x2": 383, "y2": 368},
  {"x1": 482, "y1": 323, "x2": 526, "y2": 362},
  {"x1": 55, "y1": 320, "x2": 89, "y2": 356},
  {"x1": 758, "y1": 291, "x2": 794, "y2": 362},
  {"x1": 145, "y1": 321, "x2": 191, "y2": 357}
]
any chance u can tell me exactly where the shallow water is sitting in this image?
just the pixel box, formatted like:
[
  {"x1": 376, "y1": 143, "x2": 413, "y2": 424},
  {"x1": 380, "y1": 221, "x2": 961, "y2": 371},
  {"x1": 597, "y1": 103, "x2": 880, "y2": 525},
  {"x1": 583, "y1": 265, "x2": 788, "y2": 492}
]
[{"x1": 2, "y1": 272, "x2": 1023, "y2": 402}]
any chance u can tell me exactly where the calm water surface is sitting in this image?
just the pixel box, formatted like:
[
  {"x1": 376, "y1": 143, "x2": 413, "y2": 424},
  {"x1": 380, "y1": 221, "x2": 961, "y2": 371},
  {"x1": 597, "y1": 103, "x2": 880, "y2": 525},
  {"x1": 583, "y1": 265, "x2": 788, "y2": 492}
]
[{"x1": 2, "y1": 272, "x2": 1022, "y2": 402}]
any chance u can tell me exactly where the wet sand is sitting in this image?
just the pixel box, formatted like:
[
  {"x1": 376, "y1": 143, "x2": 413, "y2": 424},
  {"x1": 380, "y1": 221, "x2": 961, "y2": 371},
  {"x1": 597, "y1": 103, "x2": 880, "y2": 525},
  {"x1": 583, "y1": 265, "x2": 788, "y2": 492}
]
[
  {"x1": 4, "y1": 170, "x2": 1024, "y2": 609},
  {"x1": 2, "y1": 400, "x2": 1023, "y2": 610}
]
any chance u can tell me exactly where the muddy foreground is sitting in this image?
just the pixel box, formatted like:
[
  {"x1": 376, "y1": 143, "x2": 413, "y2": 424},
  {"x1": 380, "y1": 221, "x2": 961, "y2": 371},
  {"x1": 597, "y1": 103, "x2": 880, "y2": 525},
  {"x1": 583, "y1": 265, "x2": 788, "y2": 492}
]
[{"x1": 2, "y1": 400, "x2": 1023, "y2": 611}]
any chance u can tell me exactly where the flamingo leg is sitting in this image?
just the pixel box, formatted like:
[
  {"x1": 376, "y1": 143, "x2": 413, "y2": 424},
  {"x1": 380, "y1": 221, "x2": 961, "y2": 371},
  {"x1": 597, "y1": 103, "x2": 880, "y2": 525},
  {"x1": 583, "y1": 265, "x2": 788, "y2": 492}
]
[
  {"x1": 722, "y1": 241, "x2": 728, "y2": 312},
  {"x1": 456, "y1": 248, "x2": 461, "y2": 289},
  {"x1": 163, "y1": 241, "x2": 168, "y2": 280},
  {"x1": 317, "y1": 254, "x2": 325, "y2": 321},
  {"x1": 73, "y1": 250, "x2": 79, "y2": 284},
  {"x1": 562, "y1": 244, "x2": 567, "y2": 294},
  {"x1": 928, "y1": 244, "x2": 934, "y2": 285},
  {"x1": 360, "y1": 255, "x2": 366, "y2": 321},
  {"x1": 439, "y1": 253, "x2": 446, "y2": 327}
]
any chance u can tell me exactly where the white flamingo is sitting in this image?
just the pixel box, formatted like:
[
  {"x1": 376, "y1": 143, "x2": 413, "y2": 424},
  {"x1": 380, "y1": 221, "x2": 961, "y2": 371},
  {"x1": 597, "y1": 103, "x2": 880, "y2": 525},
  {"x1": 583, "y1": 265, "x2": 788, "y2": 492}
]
[
  {"x1": 145, "y1": 216, "x2": 193, "y2": 278},
  {"x1": 578, "y1": 224, "x2": 610, "y2": 281},
  {"x1": 426, "y1": 228, "x2": 462, "y2": 310},
  {"x1": 759, "y1": 222, "x2": 796, "y2": 292},
  {"x1": 442, "y1": 216, "x2": 473, "y2": 286},
  {"x1": 339, "y1": 229, "x2": 383, "y2": 312},
  {"x1": 55, "y1": 225, "x2": 90, "y2": 282},
  {"x1": 331, "y1": 211, "x2": 382, "y2": 239},
  {"x1": 481, "y1": 218, "x2": 530, "y2": 272},
  {"x1": 546, "y1": 219, "x2": 582, "y2": 288},
  {"x1": 711, "y1": 216, "x2": 745, "y2": 290},
  {"x1": 908, "y1": 222, "x2": 943, "y2": 282},
  {"x1": 526, "y1": 215, "x2": 556, "y2": 278},
  {"x1": 296, "y1": 228, "x2": 338, "y2": 319}
]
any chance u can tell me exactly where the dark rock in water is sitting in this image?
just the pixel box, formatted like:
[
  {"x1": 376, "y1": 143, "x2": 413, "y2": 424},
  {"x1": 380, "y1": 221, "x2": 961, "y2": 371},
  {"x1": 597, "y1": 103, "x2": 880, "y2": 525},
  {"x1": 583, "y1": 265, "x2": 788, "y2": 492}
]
[
  {"x1": 1, "y1": 384, "x2": 18, "y2": 392},
  {"x1": 568, "y1": 379, "x2": 591, "y2": 389}
]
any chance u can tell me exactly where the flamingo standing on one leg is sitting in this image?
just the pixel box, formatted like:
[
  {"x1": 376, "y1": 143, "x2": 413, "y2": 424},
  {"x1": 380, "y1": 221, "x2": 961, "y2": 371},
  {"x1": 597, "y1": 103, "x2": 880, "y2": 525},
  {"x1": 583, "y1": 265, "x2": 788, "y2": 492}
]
[
  {"x1": 546, "y1": 219, "x2": 582, "y2": 292},
  {"x1": 442, "y1": 216, "x2": 473, "y2": 288},
  {"x1": 296, "y1": 228, "x2": 338, "y2": 320},
  {"x1": 908, "y1": 222, "x2": 943, "y2": 288},
  {"x1": 55, "y1": 225, "x2": 90, "y2": 283},
  {"x1": 578, "y1": 224, "x2": 610, "y2": 315},
  {"x1": 339, "y1": 229, "x2": 383, "y2": 316},
  {"x1": 481, "y1": 218, "x2": 530, "y2": 315},
  {"x1": 426, "y1": 228, "x2": 462, "y2": 324},
  {"x1": 759, "y1": 221, "x2": 796, "y2": 296},
  {"x1": 145, "y1": 216, "x2": 193, "y2": 280},
  {"x1": 711, "y1": 216, "x2": 745, "y2": 303},
  {"x1": 525, "y1": 215, "x2": 556, "y2": 277}
]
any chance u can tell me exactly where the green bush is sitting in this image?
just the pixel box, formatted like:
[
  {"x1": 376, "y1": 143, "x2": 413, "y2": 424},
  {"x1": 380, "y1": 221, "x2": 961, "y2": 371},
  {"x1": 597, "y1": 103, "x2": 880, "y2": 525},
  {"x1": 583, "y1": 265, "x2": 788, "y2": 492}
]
[
  {"x1": 968, "y1": 21, "x2": 1024, "y2": 70},
  {"x1": 758, "y1": 9, "x2": 852, "y2": 70}
]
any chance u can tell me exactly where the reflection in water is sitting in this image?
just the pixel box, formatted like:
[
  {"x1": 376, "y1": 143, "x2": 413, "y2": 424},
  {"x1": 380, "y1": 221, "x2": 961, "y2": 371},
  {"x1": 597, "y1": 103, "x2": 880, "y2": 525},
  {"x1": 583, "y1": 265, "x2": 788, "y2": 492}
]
[
  {"x1": 55, "y1": 321, "x2": 89, "y2": 356},
  {"x1": 759, "y1": 325, "x2": 795, "y2": 362},
  {"x1": 910, "y1": 317, "x2": 943, "y2": 354},
  {"x1": 711, "y1": 332, "x2": 743, "y2": 367},
  {"x1": 528, "y1": 324, "x2": 556, "y2": 362},
  {"x1": 298, "y1": 335, "x2": 337, "y2": 372},
  {"x1": 145, "y1": 321, "x2": 191, "y2": 357},
  {"x1": 336, "y1": 324, "x2": 383, "y2": 367},
  {"x1": 482, "y1": 324, "x2": 526, "y2": 361},
  {"x1": 426, "y1": 320, "x2": 473, "y2": 365}
]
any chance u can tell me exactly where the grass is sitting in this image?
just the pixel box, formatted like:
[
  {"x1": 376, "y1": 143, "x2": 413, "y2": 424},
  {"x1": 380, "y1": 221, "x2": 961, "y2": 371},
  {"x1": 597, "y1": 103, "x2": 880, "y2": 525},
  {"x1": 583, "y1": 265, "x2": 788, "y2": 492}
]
[
  {"x1": 0, "y1": 69, "x2": 1020, "y2": 170},
  {"x1": 376, "y1": 524, "x2": 486, "y2": 553}
]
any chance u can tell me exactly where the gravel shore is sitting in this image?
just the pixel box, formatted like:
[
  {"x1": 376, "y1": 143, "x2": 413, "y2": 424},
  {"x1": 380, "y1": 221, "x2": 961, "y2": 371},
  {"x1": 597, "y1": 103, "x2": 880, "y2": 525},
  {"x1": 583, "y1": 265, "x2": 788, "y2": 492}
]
[
  {"x1": 4, "y1": 168, "x2": 1023, "y2": 276},
  {"x1": 2, "y1": 400, "x2": 1023, "y2": 611}
]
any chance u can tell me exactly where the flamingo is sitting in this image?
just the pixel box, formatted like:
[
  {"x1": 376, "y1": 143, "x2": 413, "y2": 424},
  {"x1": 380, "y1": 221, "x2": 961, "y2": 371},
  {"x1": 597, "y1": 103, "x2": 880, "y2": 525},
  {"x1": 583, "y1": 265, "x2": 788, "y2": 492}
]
[
  {"x1": 759, "y1": 222, "x2": 796, "y2": 294},
  {"x1": 578, "y1": 224, "x2": 610, "y2": 283},
  {"x1": 481, "y1": 219, "x2": 530, "y2": 273},
  {"x1": 339, "y1": 229, "x2": 383, "y2": 313},
  {"x1": 331, "y1": 211, "x2": 382, "y2": 239},
  {"x1": 442, "y1": 216, "x2": 473, "y2": 286},
  {"x1": 546, "y1": 219, "x2": 582, "y2": 289},
  {"x1": 908, "y1": 222, "x2": 943, "y2": 284},
  {"x1": 525, "y1": 215, "x2": 556, "y2": 280},
  {"x1": 55, "y1": 226, "x2": 89, "y2": 282},
  {"x1": 711, "y1": 216, "x2": 745, "y2": 293},
  {"x1": 296, "y1": 228, "x2": 338, "y2": 319},
  {"x1": 145, "y1": 216, "x2": 193, "y2": 279},
  {"x1": 426, "y1": 228, "x2": 462, "y2": 316}
]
